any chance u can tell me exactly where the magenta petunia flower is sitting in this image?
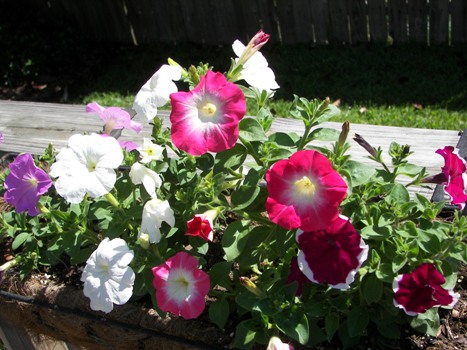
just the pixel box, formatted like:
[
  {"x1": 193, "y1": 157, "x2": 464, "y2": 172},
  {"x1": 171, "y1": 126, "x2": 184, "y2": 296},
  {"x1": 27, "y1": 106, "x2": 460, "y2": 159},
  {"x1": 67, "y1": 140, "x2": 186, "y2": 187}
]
[
  {"x1": 435, "y1": 146, "x2": 467, "y2": 209},
  {"x1": 169, "y1": 70, "x2": 246, "y2": 155},
  {"x1": 296, "y1": 216, "x2": 368, "y2": 290},
  {"x1": 4, "y1": 153, "x2": 52, "y2": 216},
  {"x1": 152, "y1": 251, "x2": 210, "y2": 319},
  {"x1": 393, "y1": 263, "x2": 460, "y2": 316},
  {"x1": 265, "y1": 150, "x2": 348, "y2": 231},
  {"x1": 86, "y1": 102, "x2": 143, "y2": 134}
]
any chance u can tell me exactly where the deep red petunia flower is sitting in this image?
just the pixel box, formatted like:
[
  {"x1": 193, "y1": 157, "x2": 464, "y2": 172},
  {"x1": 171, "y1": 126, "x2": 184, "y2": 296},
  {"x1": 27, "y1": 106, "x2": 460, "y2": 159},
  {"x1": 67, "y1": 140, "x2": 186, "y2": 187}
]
[
  {"x1": 169, "y1": 70, "x2": 246, "y2": 156},
  {"x1": 286, "y1": 257, "x2": 310, "y2": 296},
  {"x1": 393, "y1": 263, "x2": 460, "y2": 315},
  {"x1": 185, "y1": 209, "x2": 218, "y2": 242},
  {"x1": 265, "y1": 150, "x2": 348, "y2": 231},
  {"x1": 296, "y1": 216, "x2": 368, "y2": 290},
  {"x1": 435, "y1": 146, "x2": 467, "y2": 209}
]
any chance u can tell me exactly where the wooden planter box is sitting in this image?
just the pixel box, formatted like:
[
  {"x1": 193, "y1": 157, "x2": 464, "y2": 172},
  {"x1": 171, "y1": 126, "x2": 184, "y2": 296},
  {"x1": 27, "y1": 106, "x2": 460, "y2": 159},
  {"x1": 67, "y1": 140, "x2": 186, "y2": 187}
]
[{"x1": 0, "y1": 273, "x2": 230, "y2": 350}]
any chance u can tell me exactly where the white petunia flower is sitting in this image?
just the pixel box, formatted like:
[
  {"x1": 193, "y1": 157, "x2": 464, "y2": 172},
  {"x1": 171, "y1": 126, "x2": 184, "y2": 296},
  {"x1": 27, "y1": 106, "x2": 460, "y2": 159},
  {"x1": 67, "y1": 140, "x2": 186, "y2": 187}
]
[
  {"x1": 133, "y1": 64, "x2": 182, "y2": 121},
  {"x1": 81, "y1": 238, "x2": 135, "y2": 313},
  {"x1": 129, "y1": 162, "x2": 162, "y2": 198},
  {"x1": 137, "y1": 138, "x2": 164, "y2": 164},
  {"x1": 140, "y1": 198, "x2": 175, "y2": 243},
  {"x1": 49, "y1": 133, "x2": 123, "y2": 203},
  {"x1": 232, "y1": 40, "x2": 279, "y2": 93}
]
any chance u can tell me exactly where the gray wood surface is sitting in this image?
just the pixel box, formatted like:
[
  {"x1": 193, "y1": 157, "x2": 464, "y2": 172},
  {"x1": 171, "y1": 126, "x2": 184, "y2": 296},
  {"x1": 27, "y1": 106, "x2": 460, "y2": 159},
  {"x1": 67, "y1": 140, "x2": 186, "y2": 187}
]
[{"x1": 0, "y1": 100, "x2": 461, "y2": 198}]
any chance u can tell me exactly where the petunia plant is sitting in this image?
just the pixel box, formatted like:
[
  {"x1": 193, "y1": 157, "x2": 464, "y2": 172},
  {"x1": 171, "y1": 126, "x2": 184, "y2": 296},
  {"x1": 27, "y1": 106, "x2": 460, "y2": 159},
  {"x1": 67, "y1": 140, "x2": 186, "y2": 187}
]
[{"x1": 0, "y1": 30, "x2": 466, "y2": 349}]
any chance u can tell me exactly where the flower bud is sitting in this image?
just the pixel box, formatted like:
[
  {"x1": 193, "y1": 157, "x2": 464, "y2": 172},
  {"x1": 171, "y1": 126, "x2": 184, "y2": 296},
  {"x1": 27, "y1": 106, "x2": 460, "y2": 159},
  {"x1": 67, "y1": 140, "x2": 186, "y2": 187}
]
[
  {"x1": 137, "y1": 233, "x2": 151, "y2": 250},
  {"x1": 338, "y1": 120, "x2": 350, "y2": 147},
  {"x1": 239, "y1": 276, "x2": 266, "y2": 298},
  {"x1": 353, "y1": 133, "x2": 377, "y2": 158},
  {"x1": 237, "y1": 30, "x2": 270, "y2": 66}
]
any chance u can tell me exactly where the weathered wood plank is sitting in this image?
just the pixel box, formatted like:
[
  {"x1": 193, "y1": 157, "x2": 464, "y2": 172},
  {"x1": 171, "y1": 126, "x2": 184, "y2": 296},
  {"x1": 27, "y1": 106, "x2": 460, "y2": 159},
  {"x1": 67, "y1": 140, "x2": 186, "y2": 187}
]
[
  {"x1": 0, "y1": 100, "x2": 460, "y2": 199},
  {"x1": 367, "y1": 0, "x2": 387, "y2": 43}
]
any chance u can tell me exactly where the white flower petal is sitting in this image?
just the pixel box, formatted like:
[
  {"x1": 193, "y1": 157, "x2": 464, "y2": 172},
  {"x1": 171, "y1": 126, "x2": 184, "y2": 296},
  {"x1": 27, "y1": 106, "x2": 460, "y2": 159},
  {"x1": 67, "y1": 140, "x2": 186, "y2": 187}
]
[{"x1": 140, "y1": 198, "x2": 175, "y2": 243}]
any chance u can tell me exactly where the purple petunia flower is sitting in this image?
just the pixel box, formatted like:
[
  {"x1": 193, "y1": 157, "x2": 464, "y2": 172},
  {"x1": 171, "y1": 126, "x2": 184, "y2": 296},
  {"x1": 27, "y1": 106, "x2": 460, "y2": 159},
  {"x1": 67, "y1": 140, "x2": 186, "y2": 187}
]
[{"x1": 4, "y1": 153, "x2": 52, "y2": 216}]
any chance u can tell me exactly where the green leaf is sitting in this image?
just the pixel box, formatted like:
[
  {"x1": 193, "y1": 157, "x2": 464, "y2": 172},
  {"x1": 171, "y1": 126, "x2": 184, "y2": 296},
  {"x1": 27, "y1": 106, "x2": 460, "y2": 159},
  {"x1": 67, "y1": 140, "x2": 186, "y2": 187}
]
[
  {"x1": 12, "y1": 232, "x2": 32, "y2": 250},
  {"x1": 343, "y1": 160, "x2": 376, "y2": 187},
  {"x1": 397, "y1": 163, "x2": 423, "y2": 177},
  {"x1": 386, "y1": 183, "x2": 410, "y2": 204},
  {"x1": 325, "y1": 312, "x2": 340, "y2": 342},
  {"x1": 409, "y1": 308, "x2": 440, "y2": 336},
  {"x1": 239, "y1": 117, "x2": 268, "y2": 142},
  {"x1": 347, "y1": 306, "x2": 369, "y2": 337},
  {"x1": 268, "y1": 132, "x2": 299, "y2": 147},
  {"x1": 233, "y1": 320, "x2": 258, "y2": 349},
  {"x1": 214, "y1": 144, "x2": 247, "y2": 172},
  {"x1": 209, "y1": 261, "x2": 233, "y2": 290},
  {"x1": 276, "y1": 308, "x2": 309, "y2": 345},
  {"x1": 360, "y1": 225, "x2": 391, "y2": 240},
  {"x1": 209, "y1": 298, "x2": 230, "y2": 329},
  {"x1": 308, "y1": 127, "x2": 340, "y2": 141},
  {"x1": 222, "y1": 220, "x2": 252, "y2": 261},
  {"x1": 363, "y1": 274, "x2": 383, "y2": 304},
  {"x1": 235, "y1": 292, "x2": 276, "y2": 315}
]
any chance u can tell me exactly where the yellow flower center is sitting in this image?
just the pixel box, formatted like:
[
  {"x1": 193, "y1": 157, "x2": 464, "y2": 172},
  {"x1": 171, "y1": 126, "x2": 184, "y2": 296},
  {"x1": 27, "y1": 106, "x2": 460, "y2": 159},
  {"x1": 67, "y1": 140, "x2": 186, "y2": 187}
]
[
  {"x1": 28, "y1": 178, "x2": 38, "y2": 187},
  {"x1": 87, "y1": 161, "x2": 97, "y2": 172},
  {"x1": 294, "y1": 176, "x2": 316, "y2": 198},
  {"x1": 200, "y1": 102, "x2": 217, "y2": 118}
]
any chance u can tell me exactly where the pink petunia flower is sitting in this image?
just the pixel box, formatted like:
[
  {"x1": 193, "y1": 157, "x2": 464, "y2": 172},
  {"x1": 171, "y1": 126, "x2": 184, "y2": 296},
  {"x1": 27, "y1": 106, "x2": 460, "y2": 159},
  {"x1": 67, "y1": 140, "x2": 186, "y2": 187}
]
[
  {"x1": 265, "y1": 150, "x2": 348, "y2": 231},
  {"x1": 393, "y1": 263, "x2": 460, "y2": 316},
  {"x1": 435, "y1": 146, "x2": 467, "y2": 209},
  {"x1": 266, "y1": 336, "x2": 294, "y2": 350},
  {"x1": 185, "y1": 209, "x2": 218, "y2": 242},
  {"x1": 99, "y1": 133, "x2": 139, "y2": 152},
  {"x1": 152, "y1": 251, "x2": 210, "y2": 319},
  {"x1": 169, "y1": 70, "x2": 246, "y2": 156},
  {"x1": 296, "y1": 216, "x2": 368, "y2": 290},
  {"x1": 86, "y1": 102, "x2": 143, "y2": 134},
  {"x1": 4, "y1": 153, "x2": 52, "y2": 216}
]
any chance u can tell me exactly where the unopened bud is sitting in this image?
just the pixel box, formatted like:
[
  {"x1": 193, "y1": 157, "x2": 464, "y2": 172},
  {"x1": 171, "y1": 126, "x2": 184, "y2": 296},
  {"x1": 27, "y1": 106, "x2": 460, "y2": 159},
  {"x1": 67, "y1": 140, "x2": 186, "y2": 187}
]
[
  {"x1": 239, "y1": 276, "x2": 266, "y2": 298},
  {"x1": 353, "y1": 133, "x2": 377, "y2": 158},
  {"x1": 137, "y1": 233, "x2": 151, "y2": 250},
  {"x1": 338, "y1": 120, "x2": 350, "y2": 147}
]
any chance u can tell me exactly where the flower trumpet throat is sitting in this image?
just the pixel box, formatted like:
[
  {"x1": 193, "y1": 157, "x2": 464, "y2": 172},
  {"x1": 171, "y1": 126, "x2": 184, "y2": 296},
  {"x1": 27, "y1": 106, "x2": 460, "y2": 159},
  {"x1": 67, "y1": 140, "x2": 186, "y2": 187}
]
[
  {"x1": 199, "y1": 102, "x2": 217, "y2": 118},
  {"x1": 294, "y1": 176, "x2": 316, "y2": 198}
]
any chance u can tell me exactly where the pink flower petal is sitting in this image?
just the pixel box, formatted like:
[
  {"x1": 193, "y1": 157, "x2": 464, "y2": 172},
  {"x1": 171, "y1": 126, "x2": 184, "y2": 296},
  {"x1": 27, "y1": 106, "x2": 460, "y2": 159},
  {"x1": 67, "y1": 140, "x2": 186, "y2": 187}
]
[
  {"x1": 170, "y1": 70, "x2": 246, "y2": 156},
  {"x1": 266, "y1": 150, "x2": 348, "y2": 231},
  {"x1": 152, "y1": 252, "x2": 210, "y2": 319}
]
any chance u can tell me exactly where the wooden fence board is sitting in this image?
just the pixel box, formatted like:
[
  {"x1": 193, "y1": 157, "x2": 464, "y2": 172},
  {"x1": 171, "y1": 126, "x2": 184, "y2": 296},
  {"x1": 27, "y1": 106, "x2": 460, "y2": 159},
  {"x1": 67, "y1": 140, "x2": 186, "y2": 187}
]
[
  {"x1": 327, "y1": 0, "x2": 350, "y2": 44},
  {"x1": 451, "y1": 0, "x2": 467, "y2": 44},
  {"x1": 430, "y1": 0, "x2": 450, "y2": 45},
  {"x1": 347, "y1": 0, "x2": 368, "y2": 44},
  {"x1": 8, "y1": 0, "x2": 467, "y2": 47},
  {"x1": 408, "y1": 0, "x2": 428, "y2": 44},
  {"x1": 367, "y1": 0, "x2": 387, "y2": 43},
  {"x1": 310, "y1": 0, "x2": 330, "y2": 44},
  {"x1": 389, "y1": 0, "x2": 408, "y2": 44},
  {"x1": 276, "y1": 0, "x2": 314, "y2": 44}
]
